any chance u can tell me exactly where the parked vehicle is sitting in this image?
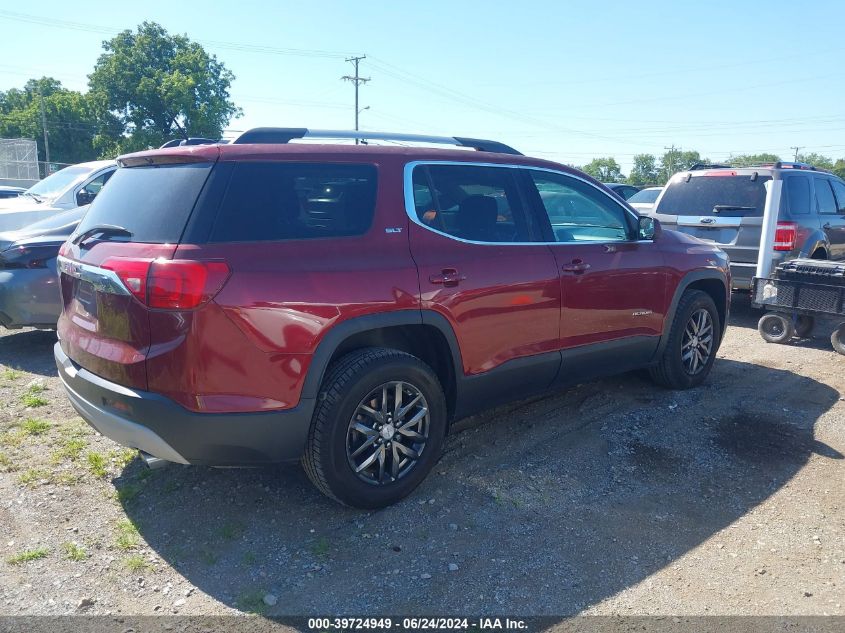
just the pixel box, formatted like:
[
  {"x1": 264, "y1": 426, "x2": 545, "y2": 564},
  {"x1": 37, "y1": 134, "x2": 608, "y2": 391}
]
[
  {"x1": 0, "y1": 160, "x2": 115, "y2": 231},
  {"x1": 55, "y1": 128, "x2": 730, "y2": 508},
  {"x1": 648, "y1": 162, "x2": 845, "y2": 290},
  {"x1": 0, "y1": 186, "x2": 26, "y2": 199},
  {"x1": 603, "y1": 182, "x2": 640, "y2": 200},
  {"x1": 0, "y1": 206, "x2": 87, "y2": 330},
  {"x1": 627, "y1": 186, "x2": 663, "y2": 214}
]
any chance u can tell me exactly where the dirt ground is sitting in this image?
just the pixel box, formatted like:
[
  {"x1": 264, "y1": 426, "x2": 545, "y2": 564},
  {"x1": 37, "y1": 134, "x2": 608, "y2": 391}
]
[{"x1": 0, "y1": 294, "x2": 843, "y2": 618}]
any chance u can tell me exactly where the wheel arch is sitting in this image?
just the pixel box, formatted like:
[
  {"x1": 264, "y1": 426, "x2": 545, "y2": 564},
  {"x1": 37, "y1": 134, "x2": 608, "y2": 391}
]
[
  {"x1": 656, "y1": 270, "x2": 729, "y2": 358},
  {"x1": 301, "y1": 310, "x2": 463, "y2": 419}
]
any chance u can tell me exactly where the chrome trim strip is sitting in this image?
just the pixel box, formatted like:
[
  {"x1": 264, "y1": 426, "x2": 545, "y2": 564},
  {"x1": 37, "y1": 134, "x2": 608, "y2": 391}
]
[
  {"x1": 676, "y1": 216, "x2": 741, "y2": 227},
  {"x1": 57, "y1": 255, "x2": 130, "y2": 296},
  {"x1": 402, "y1": 160, "x2": 643, "y2": 247}
]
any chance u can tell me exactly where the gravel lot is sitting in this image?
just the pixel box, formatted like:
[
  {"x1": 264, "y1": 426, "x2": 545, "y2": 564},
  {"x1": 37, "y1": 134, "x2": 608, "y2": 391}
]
[{"x1": 1, "y1": 295, "x2": 843, "y2": 617}]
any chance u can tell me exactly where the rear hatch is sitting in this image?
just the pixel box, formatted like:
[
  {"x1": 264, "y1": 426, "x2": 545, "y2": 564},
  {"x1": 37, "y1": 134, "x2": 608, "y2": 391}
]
[
  {"x1": 653, "y1": 170, "x2": 771, "y2": 264},
  {"x1": 57, "y1": 155, "x2": 217, "y2": 389}
]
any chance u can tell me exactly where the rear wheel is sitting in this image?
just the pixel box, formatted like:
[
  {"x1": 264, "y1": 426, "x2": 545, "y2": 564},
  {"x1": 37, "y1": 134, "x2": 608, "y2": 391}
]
[
  {"x1": 649, "y1": 289, "x2": 720, "y2": 390},
  {"x1": 758, "y1": 313, "x2": 794, "y2": 344},
  {"x1": 831, "y1": 324, "x2": 845, "y2": 356},
  {"x1": 302, "y1": 348, "x2": 447, "y2": 509}
]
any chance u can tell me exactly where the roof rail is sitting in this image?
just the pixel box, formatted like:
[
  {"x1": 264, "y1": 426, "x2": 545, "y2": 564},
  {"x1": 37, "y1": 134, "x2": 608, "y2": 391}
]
[
  {"x1": 772, "y1": 161, "x2": 816, "y2": 170},
  {"x1": 230, "y1": 128, "x2": 523, "y2": 155},
  {"x1": 159, "y1": 137, "x2": 223, "y2": 148},
  {"x1": 688, "y1": 163, "x2": 733, "y2": 171}
]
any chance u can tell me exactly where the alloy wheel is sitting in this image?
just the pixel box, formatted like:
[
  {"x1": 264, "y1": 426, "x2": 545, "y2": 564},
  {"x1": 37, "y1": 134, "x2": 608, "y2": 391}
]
[{"x1": 681, "y1": 308, "x2": 714, "y2": 375}]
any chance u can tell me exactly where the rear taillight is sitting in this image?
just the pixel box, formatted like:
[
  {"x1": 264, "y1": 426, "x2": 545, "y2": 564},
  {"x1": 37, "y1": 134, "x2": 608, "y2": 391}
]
[
  {"x1": 58, "y1": 241, "x2": 69, "y2": 258},
  {"x1": 773, "y1": 222, "x2": 797, "y2": 251},
  {"x1": 101, "y1": 258, "x2": 230, "y2": 309}
]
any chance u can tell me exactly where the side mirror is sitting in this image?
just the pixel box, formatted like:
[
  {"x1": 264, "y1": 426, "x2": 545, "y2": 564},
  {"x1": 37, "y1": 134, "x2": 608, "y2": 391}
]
[
  {"x1": 638, "y1": 215, "x2": 662, "y2": 240},
  {"x1": 76, "y1": 190, "x2": 96, "y2": 207}
]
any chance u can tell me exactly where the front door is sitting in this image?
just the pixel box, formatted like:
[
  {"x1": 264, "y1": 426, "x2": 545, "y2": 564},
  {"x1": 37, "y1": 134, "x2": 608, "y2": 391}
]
[{"x1": 523, "y1": 169, "x2": 668, "y2": 376}]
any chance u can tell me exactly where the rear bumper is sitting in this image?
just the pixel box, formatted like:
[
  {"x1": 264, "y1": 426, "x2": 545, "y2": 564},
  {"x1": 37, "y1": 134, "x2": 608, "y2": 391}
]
[{"x1": 55, "y1": 343, "x2": 315, "y2": 466}]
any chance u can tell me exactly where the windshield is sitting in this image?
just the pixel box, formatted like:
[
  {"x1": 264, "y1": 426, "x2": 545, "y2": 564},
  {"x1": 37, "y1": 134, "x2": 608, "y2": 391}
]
[
  {"x1": 656, "y1": 175, "x2": 771, "y2": 217},
  {"x1": 629, "y1": 188, "x2": 661, "y2": 204},
  {"x1": 26, "y1": 165, "x2": 95, "y2": 199}
]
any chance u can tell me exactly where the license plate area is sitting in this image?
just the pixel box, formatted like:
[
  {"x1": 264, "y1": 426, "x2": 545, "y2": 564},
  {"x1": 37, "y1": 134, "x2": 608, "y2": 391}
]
[
  {"x1": 73, "y1": 279, "x2": 99, "y2": 319},
  {"x1": 677, "y1": 226, "x2": 738, "y2": 245}
]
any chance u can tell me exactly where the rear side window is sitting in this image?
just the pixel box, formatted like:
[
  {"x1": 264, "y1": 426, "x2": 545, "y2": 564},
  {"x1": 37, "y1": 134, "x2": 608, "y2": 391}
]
[
  {"x1": 628, "y1": 188, "x2": 661, "y2": 204},
  {"x1": 656, "y1": 175, "x2": 771, "y2": 216},
  {"x1": 815, "y1": 178, "x2": 837, "y2": 215},
  {"x1": 784, "y1": 177, "x2": 811, "y2": 215},
  {"x1": 210, "y1": 162, "x2": 377, "y2": 242},
  {"x1": 414, "y1": 164, "x2": 529, "y2": 243},
  {"x1": 830, "y1": 179, "x2": 845, "y2": 214},
  {"x1": 76, "y1": 163, "x2": 213, "y2": 244}
]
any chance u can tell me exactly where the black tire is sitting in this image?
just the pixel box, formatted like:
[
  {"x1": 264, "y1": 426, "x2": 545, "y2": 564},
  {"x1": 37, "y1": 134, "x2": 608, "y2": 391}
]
[
  {"x1": 649, "y1": 289, "x2": 720, "y2": 390},
  {"x1": 758, "y1": 313, "x2": 794, "y2": 344},
  {"x1": 831, "y1": 323, "x2": 845, "y2": 356},
  {"x1": 795, "y1": 315, "x2": 815, "y2": 338},
  {"x1": 302, "y1": 347, "x2": 447, "y2": 509}
]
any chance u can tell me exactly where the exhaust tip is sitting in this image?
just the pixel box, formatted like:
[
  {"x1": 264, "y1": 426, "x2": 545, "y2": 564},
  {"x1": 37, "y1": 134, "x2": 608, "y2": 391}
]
[{"x1": 140, "y1": 451, "x2": 169, "y2": 470}]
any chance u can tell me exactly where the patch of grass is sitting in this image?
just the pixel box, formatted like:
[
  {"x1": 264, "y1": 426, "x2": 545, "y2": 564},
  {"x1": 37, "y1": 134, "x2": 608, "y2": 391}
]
[
  {"x1": 124, "y1": 555, "x2": 148, "y2": 571},
  {"x1": 219, "y1": 522, "x2": 244, "y2": 541},
  {"x1": 2, "y1": 368, "x2": 21, "y2": 381},
  {"x1": 112, "y1": 448, "x2": 137, "y2": 469},
  {"x1": 21, "y1": 387, "x2": 49, "y2": 408},
  {"x1": 198, "y1": 549, "x2": 219, "y2": 566},
  {"x1": 0, "y1": 450, "x2": 15, "y2": 472},
  {"x1": 0, "y1": 430, "x2": 23, "y2": 448},
  {"x1": 54, "y1": 472, "x2": 81, "y2": 486},
  {"x1": 116, "y1": 483, "x2": 142, "y2": 504},
  {"x1": 115, "y1": 519, "x2": 140, "y2": 550},
  {"x1": 311, "y1": 537, "x2": 330, "y2": 558},
  {"x1": 19, "y1": 418, "x2": 51, "y2": 436},
  {"x1": 17, "y1": 468, "x2": 49, "y2": 486},
  {"x1": 163, "y1": 480, "x2": 180, "y2": 493},
  {"x1": 241, "y1": 551, "x2": 257, "y2": 566},
  {"x1": 7, "y1": 547, "x2": 48, "y2": 565},
  {"x1": 86, "y1": 452, "x2": 107, "y2": 477},
  {"x1": 62, "y1": 542, "x2": 87, "y2": 561},
  {"x1": 51, "y1": 437, "x2": 87, "y2": 464},
  {"x1": 236, "y1": 589, "x2": 268, "y2": 615}
]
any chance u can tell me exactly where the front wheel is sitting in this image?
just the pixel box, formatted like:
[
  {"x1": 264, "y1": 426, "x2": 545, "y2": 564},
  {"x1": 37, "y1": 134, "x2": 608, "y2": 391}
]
[
  {"x1": 649, "y1": 289, "x2": 720, "y2": 390},
  {"x1": 302, "y1": 348, "x2": 448, "y2": 509}
]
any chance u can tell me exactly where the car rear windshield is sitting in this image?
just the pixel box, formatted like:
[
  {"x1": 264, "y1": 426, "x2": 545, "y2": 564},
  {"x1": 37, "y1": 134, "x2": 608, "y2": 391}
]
[
  {"x1": 656, "y1": 175, "x2": 771, "y2": 217},
  {"x1": 74, "y1": 163, "x2": 213, "y2": 243},
  {"x1": 628, "y1": 188, "x2": 661, "y2": 204},
  {"x1": 208, "y1": 162, "x2": 377, "y2": 242}
]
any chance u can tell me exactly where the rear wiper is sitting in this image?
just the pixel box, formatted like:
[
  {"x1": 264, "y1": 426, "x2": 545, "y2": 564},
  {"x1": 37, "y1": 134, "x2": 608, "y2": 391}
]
[
  {"x1": 71, "y1": 224, "x2": 132, "y2": 245},
  {"x1": 712, "y1": 205, "x2": 756, "y2": 213}
]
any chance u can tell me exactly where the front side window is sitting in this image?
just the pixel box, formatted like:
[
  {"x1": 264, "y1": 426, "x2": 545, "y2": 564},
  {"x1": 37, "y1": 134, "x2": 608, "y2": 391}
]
[
  {"x1": 414, "y1": 164, "x2": 529, "y2": 243},
  {"x1": 815, "y1": 178, "x2": 837, "y2": 215},
  {"x1": 210, "y1": 162, "x2": 377, "y2": 242},
  {"x1": 528, "y1": 170, "x2": 631, "y2": 242}
]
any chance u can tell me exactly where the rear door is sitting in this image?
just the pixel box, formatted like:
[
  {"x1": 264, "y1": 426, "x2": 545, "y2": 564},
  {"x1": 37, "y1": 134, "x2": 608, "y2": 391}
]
[
  {"x1": 524, "y1": 169, "x2": 667, "y2": 368},
  {"x1": 819, "y1": 177, "x2": 845, "y2": 259},
  {"x1": 57, "y1": 160, "x2": 215, "y2": 389},
  {"x1": 653, "y1": 171, "x2": 771, "y2": 266},
  {"x1": 407, "y1": 162, "x2": 561, "y2": 390}
]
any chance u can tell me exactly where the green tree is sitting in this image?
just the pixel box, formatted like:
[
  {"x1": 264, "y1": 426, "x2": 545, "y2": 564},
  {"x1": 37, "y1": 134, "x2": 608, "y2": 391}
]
[
  {"x1": 832, "y1": 159, "x2": 845, "y2": 180},
  {"x1": 581, "y1": 157, "x2": 624, "y2": 182},
  {"x1": 88, "y1": 22, "x2": 241, "y2": 153},
  {"x1": 627, "y1": 153, "x2": 659, "y2": 186},
  {"x1": 796, "y1": 153, "x2": 833, "y2": 170},
  {"x1": 727, "y1": 153, "x2": 780, "y2": 167},
  {"x1": 0, "y1": 77, "x2": 102, "y2": 165},
  {"x1": 659, "y1": 149, "x2": 705, "y2": 183}
]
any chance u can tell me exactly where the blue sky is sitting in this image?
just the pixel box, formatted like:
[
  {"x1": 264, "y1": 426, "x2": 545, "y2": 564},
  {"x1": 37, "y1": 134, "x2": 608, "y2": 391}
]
[{"x1": 1, "y1": 1, "x2": 844, "y2": 172}]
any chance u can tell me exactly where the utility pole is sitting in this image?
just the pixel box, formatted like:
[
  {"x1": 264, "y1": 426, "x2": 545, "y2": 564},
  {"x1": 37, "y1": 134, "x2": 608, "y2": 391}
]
[
  {"x1": 38, "y1": 88, "x2": 51, "y2": 176},
  {"x1": 342, "y1": 55, "x2": 370, "y2": 144},
  {"x1": 790, "y1": 146, "x2": 802, "y2": 162},
  {"x1": 663, "y1": 145, "x2": 677, "y2": 178}
]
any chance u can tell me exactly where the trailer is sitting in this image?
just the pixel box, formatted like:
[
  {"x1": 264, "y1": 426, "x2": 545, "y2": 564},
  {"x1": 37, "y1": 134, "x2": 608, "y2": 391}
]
[{"x1": 752, "y1": 258, "x2": 845, "y2": 354}]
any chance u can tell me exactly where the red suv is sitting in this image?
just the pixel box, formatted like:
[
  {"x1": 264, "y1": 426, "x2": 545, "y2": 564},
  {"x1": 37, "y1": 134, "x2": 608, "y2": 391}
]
[{"x1": 54, "y1": 129, "x2": 730, "y2": 508}]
